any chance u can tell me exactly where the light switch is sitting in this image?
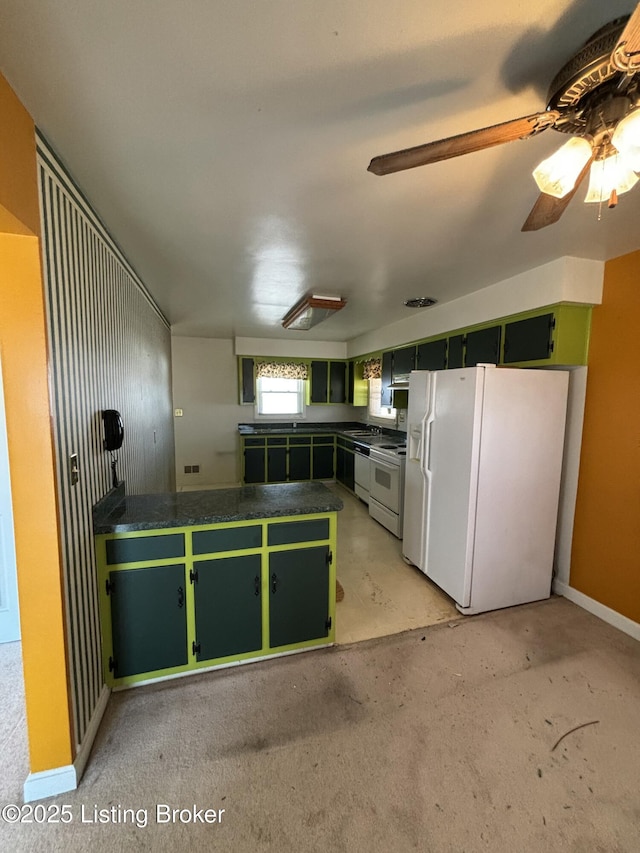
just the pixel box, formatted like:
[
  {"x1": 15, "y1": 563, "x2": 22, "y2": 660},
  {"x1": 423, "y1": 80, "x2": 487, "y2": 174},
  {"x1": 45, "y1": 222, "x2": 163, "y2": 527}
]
[
  {"x1": 174, "y1": 408, "x2": 183, "y2": 417},
  {"x1": 69, "y1": 453, "x2": 79, "y2": 486}
]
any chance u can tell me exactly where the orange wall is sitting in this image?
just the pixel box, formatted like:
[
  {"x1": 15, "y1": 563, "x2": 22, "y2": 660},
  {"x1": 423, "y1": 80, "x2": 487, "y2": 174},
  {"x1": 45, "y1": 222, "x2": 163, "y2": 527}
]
[
  {"x1": 0, "y1": 73, "x2": 74, "y2": 772},
  {"x1": 570, "y1": 250, "x2": 640, "y2": 622}
]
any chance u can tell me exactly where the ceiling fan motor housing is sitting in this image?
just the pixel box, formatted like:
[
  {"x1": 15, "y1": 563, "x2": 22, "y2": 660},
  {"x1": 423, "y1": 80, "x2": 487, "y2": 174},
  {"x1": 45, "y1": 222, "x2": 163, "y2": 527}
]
[{"x1": 547, "y1": 16, "x2": 638, "y2": 138}]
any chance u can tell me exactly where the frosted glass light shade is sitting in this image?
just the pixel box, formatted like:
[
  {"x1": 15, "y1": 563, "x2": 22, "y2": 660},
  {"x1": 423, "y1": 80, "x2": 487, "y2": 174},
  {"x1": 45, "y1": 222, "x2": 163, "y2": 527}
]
[
  {"x1": 584, "y1": 154, "x2": 639, "y2": 204},
  {"x1": 612, "y1": 109, "x2": 640, "y2": 171},
  {"x1": 532, "y1": 137, "x2": 592, "y2": 198}
]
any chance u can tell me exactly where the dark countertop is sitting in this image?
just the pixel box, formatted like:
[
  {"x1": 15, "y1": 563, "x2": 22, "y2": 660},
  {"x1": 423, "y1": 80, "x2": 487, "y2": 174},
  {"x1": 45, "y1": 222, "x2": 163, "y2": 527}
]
[
  {"x1": 238, "y1": 422, "x2": 406, "y2": 445},
  {"x1": 238, "y1": 421, "x2": 362, "y2": 435},
  {"x1": 94, "y1": 482, "x2": 344, "y2": 534}
]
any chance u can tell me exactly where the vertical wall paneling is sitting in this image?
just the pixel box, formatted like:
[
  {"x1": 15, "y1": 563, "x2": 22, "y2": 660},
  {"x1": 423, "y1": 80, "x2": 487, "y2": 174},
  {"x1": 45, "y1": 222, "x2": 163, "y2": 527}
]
[{"x1": 37, "y1": 132, "x2": 175, "y2": 749}]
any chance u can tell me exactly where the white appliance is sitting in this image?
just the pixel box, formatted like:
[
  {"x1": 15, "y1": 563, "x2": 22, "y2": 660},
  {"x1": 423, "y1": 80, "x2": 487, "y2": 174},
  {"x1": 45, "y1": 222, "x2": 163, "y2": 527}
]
[
  {"x1": 353, "y1": 443, "x2": 371, "y2": 504},
  {"x1": 403, "y1": 365, "x2": 569, "y2": 615},
  {"x1": 369, "y1": 443, "x2": 406, "y2": 537}
]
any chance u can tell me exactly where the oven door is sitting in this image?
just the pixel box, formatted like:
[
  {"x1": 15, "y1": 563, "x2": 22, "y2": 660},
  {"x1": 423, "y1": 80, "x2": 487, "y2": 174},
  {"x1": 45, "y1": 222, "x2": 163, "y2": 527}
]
[{"x1": 369, "y1": 455, "x2": 401, "y2": 514}]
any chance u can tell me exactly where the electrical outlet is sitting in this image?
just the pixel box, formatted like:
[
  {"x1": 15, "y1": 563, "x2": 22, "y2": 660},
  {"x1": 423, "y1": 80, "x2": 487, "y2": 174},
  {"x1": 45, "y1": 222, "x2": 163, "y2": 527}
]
[
  {"x1": 184, "y1": 465, "x2": 192, "y2": 473},
  {"x1": 192, "y1": 465, "x2": 200, "y2": 473}
]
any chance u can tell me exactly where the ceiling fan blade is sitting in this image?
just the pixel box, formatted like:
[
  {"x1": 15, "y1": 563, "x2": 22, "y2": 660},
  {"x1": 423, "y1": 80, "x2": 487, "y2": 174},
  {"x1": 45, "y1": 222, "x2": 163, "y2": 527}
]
[
  {"x1": 367, "y1": 111, "x2": 559, "y2": 176},
  {"x1": 521, "y1": 156, "x2": 593, "y2": 232},
  {"x1": 612, "y1": 3, "x2": 640, "y2": 71}
]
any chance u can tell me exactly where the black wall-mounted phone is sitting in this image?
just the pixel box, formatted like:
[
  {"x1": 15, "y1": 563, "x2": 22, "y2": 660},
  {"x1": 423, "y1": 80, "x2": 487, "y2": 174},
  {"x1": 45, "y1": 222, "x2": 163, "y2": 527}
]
[{"x1": 102, "y1": 410, "x2": 124, "y2": 452}]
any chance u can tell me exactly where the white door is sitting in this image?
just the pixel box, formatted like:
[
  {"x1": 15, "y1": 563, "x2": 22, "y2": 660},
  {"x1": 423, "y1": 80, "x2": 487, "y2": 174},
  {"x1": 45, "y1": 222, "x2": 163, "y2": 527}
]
[
  {"x1": 424, "y1": 367, "x2": 486, "y2": 607},
  {"x1": 402, "y1": 371, "x2": 431, "y2": 569},
  {"x1": 0, "y1": 359, "x2": 20, "y2": 643}
]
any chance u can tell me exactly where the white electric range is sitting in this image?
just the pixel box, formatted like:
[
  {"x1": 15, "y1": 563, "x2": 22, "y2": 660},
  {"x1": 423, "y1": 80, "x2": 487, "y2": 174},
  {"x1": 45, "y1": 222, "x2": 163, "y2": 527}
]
[{"x1": 368, "y1": 440, "x2": 407, "y2": 538}]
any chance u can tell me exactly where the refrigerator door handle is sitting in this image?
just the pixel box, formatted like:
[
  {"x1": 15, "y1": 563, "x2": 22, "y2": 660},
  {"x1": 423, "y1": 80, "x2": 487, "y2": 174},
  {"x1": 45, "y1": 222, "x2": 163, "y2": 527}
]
[{"x1": 423, "y1": 414, "x2": 434, "y2": 480}]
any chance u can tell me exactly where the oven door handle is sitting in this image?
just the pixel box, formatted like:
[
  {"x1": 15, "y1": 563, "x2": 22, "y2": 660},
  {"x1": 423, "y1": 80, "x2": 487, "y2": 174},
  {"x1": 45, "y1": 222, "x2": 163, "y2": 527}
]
[{"x1": 371, "y1": 457, "x2": 399, "y2": 474}]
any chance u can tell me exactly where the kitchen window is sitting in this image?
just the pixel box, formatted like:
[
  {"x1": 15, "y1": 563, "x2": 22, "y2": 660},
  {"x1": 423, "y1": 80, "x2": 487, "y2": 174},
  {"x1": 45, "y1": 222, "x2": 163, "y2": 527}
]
[
  {"x1": 368, "y1": 377, "x2": 396, "y2": 421},
  {"x1": 255, "y1": 377, "x2": 306, "y2": 418}
]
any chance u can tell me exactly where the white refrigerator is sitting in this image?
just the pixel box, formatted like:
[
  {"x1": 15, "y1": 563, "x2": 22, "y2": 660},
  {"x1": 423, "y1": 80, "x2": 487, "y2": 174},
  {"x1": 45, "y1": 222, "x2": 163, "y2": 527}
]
[{"x1": 402, "y1": 365, "x2": 569, "y2": 615}]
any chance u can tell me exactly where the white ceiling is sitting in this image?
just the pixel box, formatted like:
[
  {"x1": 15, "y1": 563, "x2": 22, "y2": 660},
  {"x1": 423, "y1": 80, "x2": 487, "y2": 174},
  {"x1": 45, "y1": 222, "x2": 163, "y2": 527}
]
[{"x1": 1, "y1": 0, "x2": 639, "y2": 342}]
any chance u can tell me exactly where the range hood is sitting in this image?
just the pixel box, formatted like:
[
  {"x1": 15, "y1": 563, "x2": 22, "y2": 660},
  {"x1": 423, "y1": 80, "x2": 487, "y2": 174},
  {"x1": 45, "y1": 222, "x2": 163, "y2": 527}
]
[{"x1": 388, "y1": 374, "x2": 411, "y2": 389}]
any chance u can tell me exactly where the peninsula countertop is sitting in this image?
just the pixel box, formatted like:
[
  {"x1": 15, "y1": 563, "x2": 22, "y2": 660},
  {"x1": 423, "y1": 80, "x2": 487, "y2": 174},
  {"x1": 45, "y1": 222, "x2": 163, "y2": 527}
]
[{"x1": 93, "y1": 481, "x2": 344, "y2": 534}]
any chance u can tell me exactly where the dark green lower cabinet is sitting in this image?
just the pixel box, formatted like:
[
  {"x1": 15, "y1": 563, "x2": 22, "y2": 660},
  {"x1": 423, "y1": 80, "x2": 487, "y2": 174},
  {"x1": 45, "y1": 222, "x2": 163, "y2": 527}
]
[
  {"x1": 267, "y1": 447, "x2": 287, "y2": 482},
  {"x1": 289, "y1": 445, "x2": 311, "y2": 480},
  {"x1": 109, "y1": 564, "x2": 188, "y2": 678},
  {"x1": 269, "y1": 546, "x2": 330, "y2": 648},
  {"x1": 313, "y1": 444, "x2": 334, "y2": 479},
  {"x1": 193, "y1": 555, "x2": 262, "y2": 661},
  {"x1": 244, "y1": 447, "x2": 266, "y2": 483}
]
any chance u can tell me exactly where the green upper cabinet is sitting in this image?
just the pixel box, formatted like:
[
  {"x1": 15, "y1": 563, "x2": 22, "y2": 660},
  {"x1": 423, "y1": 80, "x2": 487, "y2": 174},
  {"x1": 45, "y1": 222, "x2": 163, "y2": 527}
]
[
  {"x1": 465, "y1": 325, "x2": 501, "y2": 367},
  {"x1": 310, "y1": 360, "x2": 329, "y2": 403},
  {"x1": 239, "y1": 357, "x2": 255, "y2": 404},
  {"x1": 310, "y1": 360, "x2": 347, "y2": 404},
  {"x1": 329, "y1": 361, "x2": 346, "y2": 403},
  {"x1": 380, "y1": 351, "x2": 393, "y2": 407},
  {"x1": 392, "y1": 345, "x2": 416, "y2": 377},
  {"x1": 416, "y1": 338, "x2": 447, "y2": 370},
  {"x1": 448, "y1": 334, "x2": 465, "y2": 369}
]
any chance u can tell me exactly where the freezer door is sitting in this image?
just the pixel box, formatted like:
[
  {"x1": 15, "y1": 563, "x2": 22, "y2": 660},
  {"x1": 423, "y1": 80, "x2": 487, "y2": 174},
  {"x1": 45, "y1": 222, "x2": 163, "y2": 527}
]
[
  {"x1": 424, "y1": 367, "x2": 485, "y2": 607},
  {"x1": 402, "y1": 371, "x2": 431, "y2": 568}
]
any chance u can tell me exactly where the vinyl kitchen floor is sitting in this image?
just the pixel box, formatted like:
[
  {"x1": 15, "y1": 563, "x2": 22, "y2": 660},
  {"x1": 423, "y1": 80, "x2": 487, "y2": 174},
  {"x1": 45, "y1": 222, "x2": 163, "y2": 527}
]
[
  {"x1": 182, "y1": 480, "x2": 461, "y2": 644},
  {"x1": 328, "y1": 483, "x2": 460, "y2": 644}
]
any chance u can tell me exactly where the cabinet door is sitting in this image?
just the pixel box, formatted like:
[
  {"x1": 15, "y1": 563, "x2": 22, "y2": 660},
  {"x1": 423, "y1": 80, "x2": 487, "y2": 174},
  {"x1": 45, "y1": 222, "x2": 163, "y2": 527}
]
[
  {"x1": 447, "y1": 334, "x2": 464, "y2": 369},
  {"x1": 347, "y1": 360, "x2": 355, "y2": 404},
  {"x1": 269, "y1": 546, "x2": 330, "y2": 647},
  {"x1": 244, "y1": 446, "x2": 266, "y2": 483},
  {"x1": 503, "y1": 313, "x2": 554, "y2": 363},
  {"x1": 416, "y1": 339, "x2": 447, "y2": 370},
  {"x1": 392, "y1": 345, "x2": 416, "y2": 376},
  {"x1": 310, "y1": 361, "x2": 328, "y2": 403},
  {"x1": 193, "y1": 555, "x2": 262, "y2": 661},
  {"x1": 335, "y1": 445, "x2": 345, "y2": 484},
  {"x1": 465, "y1": 326, "x2": 501, "y2": 367},
  {"x1": 381, "y1": 351, "x2": 393, "y2": 407},
  {"x1": 313, "y1": 444, "x2": 334, "y2": 479},
  {"x1": 267, "y1": 446, "x2": 287, "y2": 482},
  {"x1": 240, "y1": 357, "x2": 255, "y2": 404},
  {"x1": 289, "y1": 445, "x2": 311, "y2": 480},
  {"x1": 344, "y1": 449, "x2": 355, "y2": 491},
  {"x1": 329, "y1": 361, "x2": 346, "y2": 403},
  {"x1": 109, "y1": 564, "x2": 188, "y2": 678}
]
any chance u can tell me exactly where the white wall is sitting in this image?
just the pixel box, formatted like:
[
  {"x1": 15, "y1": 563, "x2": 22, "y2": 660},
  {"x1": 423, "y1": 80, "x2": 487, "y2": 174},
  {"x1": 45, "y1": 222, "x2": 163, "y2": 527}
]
[{"x1": 171, "y1": 336, "x2": 366, "y2": 488}]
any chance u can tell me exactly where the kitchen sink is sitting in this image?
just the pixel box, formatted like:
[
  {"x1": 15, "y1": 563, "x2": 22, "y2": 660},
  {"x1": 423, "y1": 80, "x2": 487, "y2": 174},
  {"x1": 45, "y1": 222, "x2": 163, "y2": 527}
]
[{"x1": 343, "y1": 429, "x2": 378, "y2": 436}]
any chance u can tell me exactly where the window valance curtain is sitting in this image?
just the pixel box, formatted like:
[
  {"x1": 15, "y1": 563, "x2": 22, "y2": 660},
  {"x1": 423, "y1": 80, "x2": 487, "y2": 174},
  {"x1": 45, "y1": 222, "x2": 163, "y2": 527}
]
[
  {"x1": 362, "y1": 358, "x2": 381, "y2": 380},
  {"x1": 255, "y1": 360, "x2": 309, "y2": 380}
]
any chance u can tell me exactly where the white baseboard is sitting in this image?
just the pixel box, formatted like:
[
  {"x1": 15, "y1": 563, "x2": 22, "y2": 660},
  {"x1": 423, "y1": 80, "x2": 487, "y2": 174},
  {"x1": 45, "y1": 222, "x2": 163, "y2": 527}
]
[
  {"x1": 23, "y1": 684, "x2": 111, "y2": 802},
  {"x1": 553, "y1": 580, "x2": 640, "y2": 642},
  {"x1": 23, "y1": 765, "x2": 77, "y2": 802}
]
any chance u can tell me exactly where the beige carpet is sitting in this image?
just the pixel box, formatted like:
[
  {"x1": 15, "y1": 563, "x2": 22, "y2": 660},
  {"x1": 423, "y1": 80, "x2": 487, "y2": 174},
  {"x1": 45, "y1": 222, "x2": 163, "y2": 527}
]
[{"x1": 2, "y1": 597, "x2": 640, "y2": 852}]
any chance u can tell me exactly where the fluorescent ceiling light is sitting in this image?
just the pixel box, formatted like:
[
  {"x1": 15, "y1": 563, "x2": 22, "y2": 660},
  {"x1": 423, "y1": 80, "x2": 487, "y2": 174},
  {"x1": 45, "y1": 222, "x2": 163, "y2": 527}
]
[{"x1": 281, "y1": 294, "x2": 346, "y2": 331}]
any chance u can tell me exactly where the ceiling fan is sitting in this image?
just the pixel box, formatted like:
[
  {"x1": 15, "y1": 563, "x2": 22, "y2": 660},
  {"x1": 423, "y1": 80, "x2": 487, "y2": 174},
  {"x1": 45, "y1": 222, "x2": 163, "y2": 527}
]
[{"x1": 367, "y1": 7, "x2": 640, "y2": 231}]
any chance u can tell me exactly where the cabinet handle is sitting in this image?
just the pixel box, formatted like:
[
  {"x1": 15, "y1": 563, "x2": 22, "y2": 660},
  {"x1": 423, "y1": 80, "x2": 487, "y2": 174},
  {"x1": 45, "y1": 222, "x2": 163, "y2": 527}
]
[
  {"x1": 177, "y1": 586, "x2": 184, "y2": 608},
  {"x1": 271, "y1": 573, "x2": 278, "y2": 593},
  {"x1": 254, "y1": 575, "x2": 261, "y2": 596}
]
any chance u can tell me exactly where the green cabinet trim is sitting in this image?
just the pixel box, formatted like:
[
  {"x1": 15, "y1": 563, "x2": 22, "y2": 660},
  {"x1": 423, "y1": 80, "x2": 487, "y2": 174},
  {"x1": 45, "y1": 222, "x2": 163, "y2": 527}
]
[
  {"x1": 241, "y1": 433, "x2": 336, "y2": 484},
  {"x1": 96, "y1": 511, "x2": 338, "y2": 689}
]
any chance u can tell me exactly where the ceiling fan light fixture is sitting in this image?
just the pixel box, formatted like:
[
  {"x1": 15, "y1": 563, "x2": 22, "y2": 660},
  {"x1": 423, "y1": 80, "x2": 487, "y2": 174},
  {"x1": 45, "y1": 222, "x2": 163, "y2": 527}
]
[
  {"x1": 281, "y1": 293, "x2": 346, "y2": 331},
  {"x1": 611, "y1": 107, "x2": 640, "y2": 171},
  {"x1": 532, "y1": 137, "x2": 593, "y2": 198},
  {"x1": 584, "y1": 153, "x2": 639, "y2": 204}
]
